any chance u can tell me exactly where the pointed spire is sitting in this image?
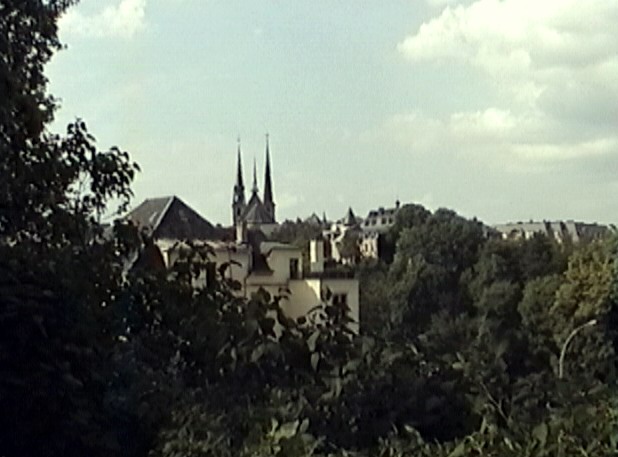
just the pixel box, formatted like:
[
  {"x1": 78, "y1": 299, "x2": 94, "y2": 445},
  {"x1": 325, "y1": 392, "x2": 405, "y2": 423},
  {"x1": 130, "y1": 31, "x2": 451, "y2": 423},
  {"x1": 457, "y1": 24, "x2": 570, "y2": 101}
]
[
  {"x1": 232, "y1": 137, "x2": 246, "y2": 226},
  {"x1": 235, "y1": 137, "x2": 244, "y2": 190},
  {"x1": 263, "y1": 133, "x2": 273, "y2": 205},
  {"x1": 345, "y1": 207, "x2": 356, "y2": 226},
  {"x1": 252, "y1": 157, "x2": 258, "y2": 195}
]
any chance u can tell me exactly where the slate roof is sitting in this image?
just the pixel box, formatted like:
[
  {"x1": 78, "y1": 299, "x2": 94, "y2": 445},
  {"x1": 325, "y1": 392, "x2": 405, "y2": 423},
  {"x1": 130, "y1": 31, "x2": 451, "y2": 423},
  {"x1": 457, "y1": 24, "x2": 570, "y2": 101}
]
[
  {"x1": 243, "y1": 192, "x2": 274, "y2": 224},
  {"x1": 340, "y1": 207, "x2": 359, "y2": 227},
  {"x1": 304, "y1": 213, "x2": 324, "y2": 226},
  {"x1": 127, "y1": 196, "x2": 221, "y2": 241},
  {"x1": 362, "y1": 205, "x2": 400, "y2": 234}
]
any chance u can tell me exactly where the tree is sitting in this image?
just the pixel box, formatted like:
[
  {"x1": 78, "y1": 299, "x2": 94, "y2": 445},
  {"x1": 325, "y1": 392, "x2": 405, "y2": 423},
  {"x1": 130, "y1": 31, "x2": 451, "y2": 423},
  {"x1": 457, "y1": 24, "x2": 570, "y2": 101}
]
[
  {"x1": 381, "y1": 203, "x2": 431, "y2": 262},
  {"x1": 549, "y1": 240, "x2": 617, "y2": 380},
  {"x1": 0, "y1": 2, "x2": 139, "y2": 455},
  {"x1": 388, "y1": 208, "x2": 485, "y2": 335}
]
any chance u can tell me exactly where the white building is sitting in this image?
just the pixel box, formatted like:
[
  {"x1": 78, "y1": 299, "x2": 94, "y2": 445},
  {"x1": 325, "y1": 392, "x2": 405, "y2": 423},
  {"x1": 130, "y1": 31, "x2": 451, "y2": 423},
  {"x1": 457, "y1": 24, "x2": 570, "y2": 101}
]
[
  {"x1": 322, "y1": 207, "x2": 362, "y2": 264},
  {"x1": 359, "y1": 201, "x2": 400, "y2": 260},
  {"x1": 127, "y1": 195, "x2": 359, "y2": 330},
  {"x1": 492, "y1": 220, "x2": 610, "y2": 243}
]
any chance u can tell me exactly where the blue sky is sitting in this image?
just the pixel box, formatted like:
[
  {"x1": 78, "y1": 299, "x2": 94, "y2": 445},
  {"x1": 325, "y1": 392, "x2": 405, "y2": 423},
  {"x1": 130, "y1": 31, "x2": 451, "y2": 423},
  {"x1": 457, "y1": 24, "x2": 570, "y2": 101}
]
[{"x1": 47, "y1": 0, "x2": 618, "y2": 226}]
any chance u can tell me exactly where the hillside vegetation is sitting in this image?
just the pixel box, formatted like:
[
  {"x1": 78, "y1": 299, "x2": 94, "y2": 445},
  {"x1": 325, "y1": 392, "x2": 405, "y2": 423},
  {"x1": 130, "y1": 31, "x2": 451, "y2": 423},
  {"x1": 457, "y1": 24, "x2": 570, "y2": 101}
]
[{"x1": 2, "y1": 2, "x2": 617, "y2": 456}]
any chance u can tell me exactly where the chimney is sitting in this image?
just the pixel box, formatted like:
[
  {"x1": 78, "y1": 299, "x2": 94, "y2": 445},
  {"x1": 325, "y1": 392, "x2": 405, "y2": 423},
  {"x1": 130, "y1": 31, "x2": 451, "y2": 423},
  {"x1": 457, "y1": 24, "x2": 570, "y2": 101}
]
[{"x1": 310, "y1": 238, "x2": 324, "y2": 274}]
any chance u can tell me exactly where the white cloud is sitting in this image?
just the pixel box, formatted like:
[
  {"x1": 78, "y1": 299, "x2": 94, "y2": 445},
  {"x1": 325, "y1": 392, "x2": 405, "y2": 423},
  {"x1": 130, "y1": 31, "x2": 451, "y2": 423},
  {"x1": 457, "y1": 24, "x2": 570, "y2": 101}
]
[
  {"x1": 426, "y1": 0, "x2": 464, "y2": 7},
  {"x1": 368, "y1": 107, "x2": 618, "y2": 172},
  {"x1": 277, "y1": 192, "x2": 304, "y2": 212},
  {"x1": 393, "y1": 0, "x2": 618, "y2": 166},
  {"x1": 59, "y1": 0, "x2": 147, "y2": 39}
]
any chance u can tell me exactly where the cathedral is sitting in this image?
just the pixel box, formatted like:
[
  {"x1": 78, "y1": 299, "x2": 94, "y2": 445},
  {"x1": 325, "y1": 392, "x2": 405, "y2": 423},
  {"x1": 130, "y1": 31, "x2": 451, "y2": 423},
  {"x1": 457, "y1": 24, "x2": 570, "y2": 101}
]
[{"x1": 232, "y1": 136, "x2": 278, "y2": 236}]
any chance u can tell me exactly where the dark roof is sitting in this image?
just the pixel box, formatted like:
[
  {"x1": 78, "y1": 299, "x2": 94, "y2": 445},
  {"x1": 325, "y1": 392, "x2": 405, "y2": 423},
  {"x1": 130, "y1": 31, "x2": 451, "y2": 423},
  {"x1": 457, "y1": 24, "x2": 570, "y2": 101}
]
[
  {"x1": 362, "y1": 204, "x2": 401, "y2": 234},
  {"x1": 304, "y1": 213, "x2": 325, "y2": 226},
  {"x1": 127, "y1": 196, "x2": 221, "y2": 241},
  {"x1": 244, "y1": 193, "x2": 274, "y2": 224},
  {"x1": 342, "y1": 207, "x2": 358, "y2": 226}
]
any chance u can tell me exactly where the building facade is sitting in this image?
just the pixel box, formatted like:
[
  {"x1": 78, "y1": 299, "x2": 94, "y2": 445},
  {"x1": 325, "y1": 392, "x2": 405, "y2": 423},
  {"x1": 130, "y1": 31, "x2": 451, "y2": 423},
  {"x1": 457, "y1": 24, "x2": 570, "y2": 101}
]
[
  {"x1": 127, "y1": 194, "x2": 359, "y2": 330},
  {"x1": 158, "y1": 236, "x2": 359, "y2": 331},
  {"x1": 359, "y1": 201, "x2": 401, "y2": 259},
  {"x1": 492, "y1": 220, "x2": 611, "y2": 243}
]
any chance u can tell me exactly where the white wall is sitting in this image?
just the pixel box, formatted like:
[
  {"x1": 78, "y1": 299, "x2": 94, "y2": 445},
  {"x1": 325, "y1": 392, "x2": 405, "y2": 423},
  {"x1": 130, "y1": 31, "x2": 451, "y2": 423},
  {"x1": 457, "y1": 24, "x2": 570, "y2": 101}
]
[{"x1": 159, "y1": 240, "x2": 359, "y2": 331}]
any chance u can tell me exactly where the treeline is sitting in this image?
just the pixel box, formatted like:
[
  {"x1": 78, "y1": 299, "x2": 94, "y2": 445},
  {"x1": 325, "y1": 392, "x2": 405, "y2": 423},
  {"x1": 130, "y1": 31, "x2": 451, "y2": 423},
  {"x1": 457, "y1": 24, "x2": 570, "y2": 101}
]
[{"x1": 2, "y1": 2, "x2": 618, "y2": 456}]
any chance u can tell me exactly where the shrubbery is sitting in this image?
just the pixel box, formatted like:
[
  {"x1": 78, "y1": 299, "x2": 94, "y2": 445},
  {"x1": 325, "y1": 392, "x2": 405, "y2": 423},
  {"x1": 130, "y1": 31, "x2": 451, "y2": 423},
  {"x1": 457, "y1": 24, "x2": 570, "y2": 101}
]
[{"x1": 2, "y1": 2, "x2": 617, "y2": 455}]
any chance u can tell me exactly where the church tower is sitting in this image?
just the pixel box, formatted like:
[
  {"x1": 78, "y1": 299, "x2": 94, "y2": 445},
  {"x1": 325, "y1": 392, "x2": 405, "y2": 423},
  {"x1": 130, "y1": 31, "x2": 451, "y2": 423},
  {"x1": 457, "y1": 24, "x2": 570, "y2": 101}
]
[
  {"x1": 232, "y1": 139, "x2": 246, "y2": 226},
  {"x1": 263, "y1": 134, "x2": 276, "y2": 223}
]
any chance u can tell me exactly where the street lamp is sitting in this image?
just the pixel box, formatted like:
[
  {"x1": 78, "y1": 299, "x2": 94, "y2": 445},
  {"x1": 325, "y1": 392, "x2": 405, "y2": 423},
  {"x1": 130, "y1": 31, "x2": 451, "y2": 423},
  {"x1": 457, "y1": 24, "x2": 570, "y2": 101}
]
[{"x1": 558, "y1": 318, "x2": 597, "y2": 380}]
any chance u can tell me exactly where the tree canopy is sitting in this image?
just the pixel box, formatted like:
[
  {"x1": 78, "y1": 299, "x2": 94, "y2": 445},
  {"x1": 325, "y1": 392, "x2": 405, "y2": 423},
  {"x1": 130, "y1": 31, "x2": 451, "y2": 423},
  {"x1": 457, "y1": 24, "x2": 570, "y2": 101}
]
[{"x1": 2, "y1": 2, "x2": 618, "y2": 456}]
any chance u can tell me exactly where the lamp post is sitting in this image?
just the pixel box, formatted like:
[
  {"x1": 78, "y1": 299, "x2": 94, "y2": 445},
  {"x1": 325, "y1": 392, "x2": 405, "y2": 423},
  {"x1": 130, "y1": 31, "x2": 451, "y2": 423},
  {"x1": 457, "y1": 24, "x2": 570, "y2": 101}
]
[{"x1": 558, "y1": 319, "x2": 597, "y2": 380}]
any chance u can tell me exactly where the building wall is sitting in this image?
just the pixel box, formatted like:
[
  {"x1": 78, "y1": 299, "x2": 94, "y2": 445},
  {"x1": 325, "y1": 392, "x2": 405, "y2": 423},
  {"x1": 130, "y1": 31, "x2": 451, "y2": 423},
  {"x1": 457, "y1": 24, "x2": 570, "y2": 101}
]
[
  {"x1": 262, "y1": 247, "x2": 304, "y2": 283},
  {"x1": 493, "y1": 221, "x2": 610, "y2": 243},
  {"x1": 157, "y1": 239, "x2": 359, "y2": 331},
  {"x1": 209, "y1": 244, "x2": 252, "y2": 284},
  {"x1": 360, "y1": 234, "x2": 379, "y2": 258}
]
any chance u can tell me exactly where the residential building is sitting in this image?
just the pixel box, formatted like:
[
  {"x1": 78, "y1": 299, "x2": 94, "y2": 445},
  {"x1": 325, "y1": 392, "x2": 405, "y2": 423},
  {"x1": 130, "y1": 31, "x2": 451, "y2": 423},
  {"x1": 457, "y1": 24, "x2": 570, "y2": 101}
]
[
  {"x1": 322, "y1": 207, "x2": 362, "y2": 264},
  {"x1": 359, "y1": 201, "x2": 401, "y2": 259},
  {"x1": 492, "y1": 220, "x2": 611, "y2": 243},
  {"x1": 127, "y1": 195, "x2": 359, "y2": 330}
]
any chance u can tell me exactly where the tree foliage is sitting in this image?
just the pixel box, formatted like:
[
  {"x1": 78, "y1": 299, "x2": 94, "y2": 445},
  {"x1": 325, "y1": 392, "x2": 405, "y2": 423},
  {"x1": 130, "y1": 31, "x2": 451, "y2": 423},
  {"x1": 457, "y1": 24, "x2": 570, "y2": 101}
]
[{"x1": 2, "y1": 2, "x2": 618, "y2": 456}]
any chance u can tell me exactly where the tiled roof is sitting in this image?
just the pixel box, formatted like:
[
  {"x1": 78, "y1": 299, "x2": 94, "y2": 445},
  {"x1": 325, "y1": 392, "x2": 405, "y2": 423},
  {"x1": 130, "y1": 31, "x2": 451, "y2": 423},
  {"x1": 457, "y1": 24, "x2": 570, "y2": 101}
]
[{"x1": 127, "y1": 196, "x2": 221, "y2": 241}]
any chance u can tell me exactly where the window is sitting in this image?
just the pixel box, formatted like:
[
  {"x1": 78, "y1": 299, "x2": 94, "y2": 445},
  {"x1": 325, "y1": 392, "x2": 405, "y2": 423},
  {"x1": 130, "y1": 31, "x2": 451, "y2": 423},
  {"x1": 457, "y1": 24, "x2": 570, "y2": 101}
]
[
  {"x1": 289, "y1": 258, "x2": 300, "y2": 279},
  {"x1": 332, "y1": 293, "x2": 348, "y2": 307}
]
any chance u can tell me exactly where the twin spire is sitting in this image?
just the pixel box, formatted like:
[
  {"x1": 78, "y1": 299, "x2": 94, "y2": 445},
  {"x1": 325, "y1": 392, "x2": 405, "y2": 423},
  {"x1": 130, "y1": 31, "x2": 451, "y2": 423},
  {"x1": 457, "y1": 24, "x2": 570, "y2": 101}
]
[{"x1": 232, "y1": 135, "x2": 276, "y2": 226}]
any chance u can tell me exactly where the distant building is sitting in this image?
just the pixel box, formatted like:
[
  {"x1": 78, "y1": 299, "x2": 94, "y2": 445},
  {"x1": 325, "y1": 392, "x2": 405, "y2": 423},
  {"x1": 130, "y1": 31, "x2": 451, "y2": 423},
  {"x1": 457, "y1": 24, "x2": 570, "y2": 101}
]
[
  {"x1": 127, "y1": 195, "x2": 359, "y2": 330},
  {"x1": 322, "y1": 207, "x2": 362, "y2": 264},
  {"x1": 304, "y1": 212, "x2": 328, "y2": 227},
  {"x1": 359, "y1": 201, "x2": 401, "y2": 260},
  {"x1": 492, "y1": 220, "x2": 611, "y2": 243},
  {"x1": 232, "y1": 136, "x2": 277, "y2": 236}
]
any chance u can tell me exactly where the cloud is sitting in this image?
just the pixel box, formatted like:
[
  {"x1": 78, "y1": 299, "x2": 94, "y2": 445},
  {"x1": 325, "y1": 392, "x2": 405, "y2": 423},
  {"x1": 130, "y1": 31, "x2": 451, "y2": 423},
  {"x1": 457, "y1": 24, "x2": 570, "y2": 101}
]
[
  {"x1": 276, "y1": 192, "x2": 304, "y2": 212},
  {"x1": 425, "y1": 0, "x2": 464, "y2": 6},
  {"x1": 393, "y1": 0, "x2": 618, "y2": 166},
  {"x1": 59, "y1": 0, "x2": 147, "y2": 39},
  {"x1": 367, "y1": 107, "x2": 618, "y2": 173}
]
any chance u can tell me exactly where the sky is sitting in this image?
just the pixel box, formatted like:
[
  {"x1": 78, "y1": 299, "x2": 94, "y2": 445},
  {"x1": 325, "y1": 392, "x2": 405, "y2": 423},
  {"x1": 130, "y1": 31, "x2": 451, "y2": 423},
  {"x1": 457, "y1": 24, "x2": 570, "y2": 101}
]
[{"x1": 46, "y1": 0, "x2": 618, "y2": 226}]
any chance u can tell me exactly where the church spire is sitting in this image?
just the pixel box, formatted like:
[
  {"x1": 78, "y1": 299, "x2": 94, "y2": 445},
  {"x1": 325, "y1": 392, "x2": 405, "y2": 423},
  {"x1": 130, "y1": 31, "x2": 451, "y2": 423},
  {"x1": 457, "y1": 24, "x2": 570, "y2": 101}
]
[
  {"x1": 232, "y1": 137, "x2": 246, "y2": 226},
  {"x1": 263, "y1": 133, "x2": 273, "y2": 205},
  {"x1": 252, "y1": 157, "x2": 259, "y2": 195},
  {"x1": 235, "y1": 137, "x2": 244, "y2": 191},
  {"x1": 263, "y1": 133, "x2": 276, "y2": 223}
]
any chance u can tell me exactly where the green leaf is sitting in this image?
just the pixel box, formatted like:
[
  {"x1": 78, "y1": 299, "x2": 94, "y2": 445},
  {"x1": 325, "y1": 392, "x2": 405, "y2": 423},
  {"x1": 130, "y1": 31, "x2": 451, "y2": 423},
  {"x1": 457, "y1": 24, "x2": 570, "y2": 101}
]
[
  {"x1": 532, "y1": 422, "x2": 548, "y2": 447},
  {"x1": 307, "y1": 330, "x2": 320, "y2": 352},
  {"x1": 311, "y1": 353, "x2": 320, "y2": 371},
  {"x1": 448, "y1": 441, "x2": 466, "y2": 457}
]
